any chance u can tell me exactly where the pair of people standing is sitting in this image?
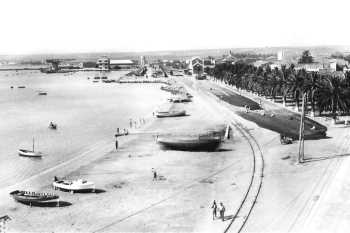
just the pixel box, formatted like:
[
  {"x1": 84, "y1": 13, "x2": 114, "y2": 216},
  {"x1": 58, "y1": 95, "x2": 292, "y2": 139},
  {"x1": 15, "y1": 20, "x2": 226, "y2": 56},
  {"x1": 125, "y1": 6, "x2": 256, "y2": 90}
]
[{"x1": 211, "y1": 200, "x2": 226, "y2": 221}]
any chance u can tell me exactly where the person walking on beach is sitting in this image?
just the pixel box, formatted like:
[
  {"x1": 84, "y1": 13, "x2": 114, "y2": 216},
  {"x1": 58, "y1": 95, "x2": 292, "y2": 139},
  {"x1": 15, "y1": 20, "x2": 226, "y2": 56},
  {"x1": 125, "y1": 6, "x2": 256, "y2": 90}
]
[
  {"x1": 115, "y1": 139, "x2": 119, "y2": 150},
  {"x1": 211, "y1": 200, "x2": 217, "y2": 220},
  {"x1": 219, "y1": 202, "x2": 226, "y2": 221},
  {"x1": 152, "y1": 168, "x2": 157, "y2": 181}
]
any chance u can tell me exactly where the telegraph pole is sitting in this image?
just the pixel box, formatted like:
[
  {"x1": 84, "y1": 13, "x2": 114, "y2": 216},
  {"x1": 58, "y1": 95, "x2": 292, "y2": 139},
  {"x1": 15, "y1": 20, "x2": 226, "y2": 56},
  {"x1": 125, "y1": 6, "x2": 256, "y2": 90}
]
[{"x1": 298, "y1": 93, "x2": 306, "y2": 163}]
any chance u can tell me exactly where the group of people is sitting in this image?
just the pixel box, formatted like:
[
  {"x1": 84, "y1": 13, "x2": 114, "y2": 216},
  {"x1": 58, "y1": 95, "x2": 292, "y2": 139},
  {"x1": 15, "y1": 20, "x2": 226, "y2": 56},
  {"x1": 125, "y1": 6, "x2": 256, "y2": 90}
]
[
  {"x1": 211, "y1": 200, "x2": 226, "y2": 221},
  {"x1": 129, "y1": 118, "x2": 146, "y2": 128}
]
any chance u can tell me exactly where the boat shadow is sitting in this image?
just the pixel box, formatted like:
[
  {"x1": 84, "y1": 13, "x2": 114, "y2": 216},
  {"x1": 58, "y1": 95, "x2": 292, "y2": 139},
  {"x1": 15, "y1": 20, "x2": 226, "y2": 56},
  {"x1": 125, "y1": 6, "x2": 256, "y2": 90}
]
[
  {"x1": 216, "y1": 148, "x2": 233, "y2": 152},
  {"x1": 57, "y1": 188, "x2": 106, "y2": 194},
  {"x1": 20, "y1": 201, "x2": 72, "y2": 208}
]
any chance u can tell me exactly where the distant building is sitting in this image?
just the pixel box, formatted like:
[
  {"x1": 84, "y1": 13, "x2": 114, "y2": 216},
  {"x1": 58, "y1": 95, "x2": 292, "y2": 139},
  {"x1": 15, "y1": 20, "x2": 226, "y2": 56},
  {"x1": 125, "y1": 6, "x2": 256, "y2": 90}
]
[
  {"x1": 295, "y1": 63, "x2": 325, "y2": 72},
  {"x1": 140, "y1": 56, "x2": 146, "y2": 67},
  {"x1": 203, "y1": 57, "x2": 215, "y2": 69},
  {"x1": 109, "y1": 59, "x2": 135, "y2": 69},
  {"x1": 277, "y1": 50, "x2": 284, "y2": 61},
  {"x1": 188, "y1": 57, "x2": 204, "y2": 74},
  {"x1": 253, "y1": 60, "x2": 270, "y2": 68},
  {"x1": 96, "y1": 57, "x2": 110, "y2": 70}
]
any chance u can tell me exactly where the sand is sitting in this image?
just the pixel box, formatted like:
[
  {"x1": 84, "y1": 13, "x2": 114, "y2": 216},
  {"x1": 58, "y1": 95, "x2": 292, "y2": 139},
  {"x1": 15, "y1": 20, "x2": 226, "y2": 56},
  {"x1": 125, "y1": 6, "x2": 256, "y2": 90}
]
[{"x1": 2, "y1": 73, "x2": 350, "y2": 233}]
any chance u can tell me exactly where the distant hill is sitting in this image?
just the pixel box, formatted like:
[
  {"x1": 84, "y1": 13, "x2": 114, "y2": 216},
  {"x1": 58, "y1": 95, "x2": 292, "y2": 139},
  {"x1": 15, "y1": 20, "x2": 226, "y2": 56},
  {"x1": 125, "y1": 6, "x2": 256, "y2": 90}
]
[{"x1": 1, "y1": 45, "x2": 350, "y2": 63}]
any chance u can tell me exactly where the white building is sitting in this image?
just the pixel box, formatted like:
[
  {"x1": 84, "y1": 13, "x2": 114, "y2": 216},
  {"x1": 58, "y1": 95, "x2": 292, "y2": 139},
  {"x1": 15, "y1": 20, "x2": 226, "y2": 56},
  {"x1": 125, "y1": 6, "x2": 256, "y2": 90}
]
[{"x1": 277, "y1": 50, "x2": 284, "y2": 61}]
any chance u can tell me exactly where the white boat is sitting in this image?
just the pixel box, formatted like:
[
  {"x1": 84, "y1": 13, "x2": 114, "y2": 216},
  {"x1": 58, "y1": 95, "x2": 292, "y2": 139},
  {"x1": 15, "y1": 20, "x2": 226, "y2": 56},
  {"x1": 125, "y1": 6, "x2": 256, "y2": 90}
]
[
  {"x1": 18, "y1": 149, "x2": 43, "y2": 158},
  {"x1": 156, "y1": 110, "x2": 186, "y2": 118},
  {"x1": 18, "y1": 138, "x2": 42, "y2": 158},
  {"x1": 53, "y1": 177, "x2": 95, "y2": 193}
]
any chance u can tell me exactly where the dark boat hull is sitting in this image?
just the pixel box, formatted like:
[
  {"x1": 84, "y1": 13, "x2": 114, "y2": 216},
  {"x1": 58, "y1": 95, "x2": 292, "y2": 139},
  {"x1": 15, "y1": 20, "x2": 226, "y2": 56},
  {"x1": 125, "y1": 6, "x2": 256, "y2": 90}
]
[
  {"x1": 10, "y1": 190, "x2": 59, "y2": 205},
  {"x1": 156, "y1": 110, "x2": 186, "y2": 118},
  {"x1": 157, "y1": 137, "x2": 221, "y2": 151}
]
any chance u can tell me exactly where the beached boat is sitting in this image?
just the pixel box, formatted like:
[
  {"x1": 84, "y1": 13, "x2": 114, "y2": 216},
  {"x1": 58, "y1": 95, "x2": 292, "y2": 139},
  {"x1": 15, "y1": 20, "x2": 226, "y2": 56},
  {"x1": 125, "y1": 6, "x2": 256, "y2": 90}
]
[
  {"x1": 17, "y1": 86, "x2": 26, "y2": 88},
  {"x1": 53, "y1": 177, "x2": 95, "y2": 193},
  {"x1": 168, "y1": 96, "x2": 191, "y2": 103},
  {"x1": 156, "y1": 110, "x2": 186, "y2": 118},
  {"x1": 18, "y1": 149, "x2": 42, "y2": 157},
  {"x1": 18, "y1": 138, "x2": 42, "y2": 158},
  {"x1": 10, "y1": 190, "x2": 59, "y2": 205},
  {"x1": 156, "y1": 133, "x2": 221, "y2": 151}
]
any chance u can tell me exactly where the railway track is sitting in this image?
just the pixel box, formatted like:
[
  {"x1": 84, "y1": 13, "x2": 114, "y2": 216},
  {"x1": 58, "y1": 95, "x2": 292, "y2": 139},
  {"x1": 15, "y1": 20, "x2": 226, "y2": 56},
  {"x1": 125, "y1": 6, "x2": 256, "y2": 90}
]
[
  {"x1": 186, "y1": 80, "x2": 265, "y2": 233},
  {"x1": 224, "y1": 120, "x2": 264, "y2": 233}
]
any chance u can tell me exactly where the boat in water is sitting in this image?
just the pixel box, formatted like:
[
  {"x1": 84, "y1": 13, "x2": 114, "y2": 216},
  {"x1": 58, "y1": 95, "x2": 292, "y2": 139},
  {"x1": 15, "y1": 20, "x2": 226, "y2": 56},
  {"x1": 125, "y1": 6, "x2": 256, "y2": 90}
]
[
  {"x1": 156, "y1": 132, "x2": 222, "y2": 151},
  {"x1": 10, "y1": 190, "x2": 59, "y2": 205},
  {"x1": 53, "y1": 177, "x2": 95, "y2": 193},
  {"x1": 18, "y1": 137, "x2": 42, "y2": 158},
  {"x1": 49, "y1": 122, "x2": 57, "y2": 130},
  {"x1": 156, "y1": 110, "x2": 186, "y2": 118},
  {"x1": 38, "y1": 91, "x2": 47, "y2": 96}
]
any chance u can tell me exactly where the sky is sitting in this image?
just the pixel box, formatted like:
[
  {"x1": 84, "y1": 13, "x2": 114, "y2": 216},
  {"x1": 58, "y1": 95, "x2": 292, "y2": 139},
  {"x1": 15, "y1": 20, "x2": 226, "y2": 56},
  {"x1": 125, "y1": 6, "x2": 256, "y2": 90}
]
[{"x1": 1, "y1": 0, "x2": 350, "y2": 54}]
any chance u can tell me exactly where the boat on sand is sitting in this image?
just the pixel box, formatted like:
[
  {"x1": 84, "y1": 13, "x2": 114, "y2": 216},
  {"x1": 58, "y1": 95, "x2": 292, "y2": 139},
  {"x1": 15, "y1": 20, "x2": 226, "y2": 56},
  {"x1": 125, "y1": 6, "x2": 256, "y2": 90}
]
[
  {"x1": 156, "y1": 110, "x2": 186, "y2": 118},
  {"x1": 10, "y1": 190, "x2": 59, "y2": 205},
  {"x1": 53, "y1": 177, "x2": 95, "y2": 193},
  {"x1": 157, "y1": 132, "x2": 222, "y2": 151}
]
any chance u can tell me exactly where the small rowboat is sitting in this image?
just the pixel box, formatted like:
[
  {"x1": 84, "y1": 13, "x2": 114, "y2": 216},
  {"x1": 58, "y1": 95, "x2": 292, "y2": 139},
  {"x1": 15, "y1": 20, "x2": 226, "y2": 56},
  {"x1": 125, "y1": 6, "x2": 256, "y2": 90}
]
[
  {"x1": 18, "y1": 149, "x2": 42, "y2": 158},
  {"x1": 10, "y1": 190, "x2": 59, "y2": 205},
  {"x1": 156, "y1": 110, "x2": 186, "y2": 118},
  {"x1": 49, "y1": 122, "x2": 57, "y2": 130},
  {"x1": 38, "y1": 92, "x2": 47, "y2": 96},
  {"x1": 53, "y1": 177, "x2": 95, "y2": 193}
]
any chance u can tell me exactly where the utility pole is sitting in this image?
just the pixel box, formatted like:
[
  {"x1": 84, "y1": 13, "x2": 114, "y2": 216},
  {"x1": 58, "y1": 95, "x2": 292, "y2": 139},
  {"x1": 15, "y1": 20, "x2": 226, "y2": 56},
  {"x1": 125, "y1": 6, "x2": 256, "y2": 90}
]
[{"x1": 298, "y1": 93, "x2": 306, "y2": 163}]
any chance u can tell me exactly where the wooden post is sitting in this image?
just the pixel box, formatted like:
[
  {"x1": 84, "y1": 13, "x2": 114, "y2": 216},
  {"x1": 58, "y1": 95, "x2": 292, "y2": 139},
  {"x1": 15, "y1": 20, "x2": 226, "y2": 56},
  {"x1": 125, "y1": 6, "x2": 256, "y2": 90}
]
[{"x1": 298, "y1": 93, "x2": 306, "y2": 163}]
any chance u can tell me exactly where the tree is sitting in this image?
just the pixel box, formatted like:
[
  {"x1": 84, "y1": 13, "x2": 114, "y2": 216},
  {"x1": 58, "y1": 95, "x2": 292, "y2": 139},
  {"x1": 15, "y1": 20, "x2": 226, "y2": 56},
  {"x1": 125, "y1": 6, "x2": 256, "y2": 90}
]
[
  {"x1": 315, "y1": 75, "x2": 350, "y2": 121},
  {"x1": 298, "y1": 50, "x2": 314, "y2": 64}
]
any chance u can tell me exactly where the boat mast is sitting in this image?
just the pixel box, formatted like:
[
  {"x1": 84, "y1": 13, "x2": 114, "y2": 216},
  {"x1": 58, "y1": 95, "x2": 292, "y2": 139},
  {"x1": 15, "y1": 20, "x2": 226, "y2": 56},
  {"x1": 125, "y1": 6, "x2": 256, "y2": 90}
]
[{"x1": 32, "y1": 137, "x2": 35, "y2": 152}]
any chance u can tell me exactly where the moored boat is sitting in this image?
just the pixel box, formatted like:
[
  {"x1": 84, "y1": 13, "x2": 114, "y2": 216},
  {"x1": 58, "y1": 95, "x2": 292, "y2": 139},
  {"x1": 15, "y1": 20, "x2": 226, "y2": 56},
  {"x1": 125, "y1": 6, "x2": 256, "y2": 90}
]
[
  {"x1": 49, "y1": 122, "x2": 57, "y2": 130},
  {"x1": 38, "y1": 91, "x2": 47, "y2": 96},
  {"x1": 10, "y1": 190, "x2": 59, "y2": 205},
  {"x1": 156, "y1": 133, "x2": 221, "y2": 151},
  {"x1": 156, "y1": 110, "x2": 186, "y2": 118},
  {"x1": 53, "y1": 177, "x2": 95, "y2": 193}
]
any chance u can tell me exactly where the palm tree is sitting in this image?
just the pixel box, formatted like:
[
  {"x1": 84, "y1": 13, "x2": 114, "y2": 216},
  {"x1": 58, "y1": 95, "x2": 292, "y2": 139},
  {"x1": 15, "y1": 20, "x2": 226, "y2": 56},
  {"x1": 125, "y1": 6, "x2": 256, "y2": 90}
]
[{"x1": 315, "y1": 75, "x2": 350, "y2": 122}]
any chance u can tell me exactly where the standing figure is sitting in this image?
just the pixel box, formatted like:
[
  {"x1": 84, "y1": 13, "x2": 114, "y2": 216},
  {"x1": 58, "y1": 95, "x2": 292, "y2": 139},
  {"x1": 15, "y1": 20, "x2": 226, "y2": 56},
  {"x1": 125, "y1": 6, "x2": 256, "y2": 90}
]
[
  {"x1": 211, "y1": 200, "x2": 217, "y2": 220},
  {"x1": 219, "y1": 202, "x2": 226, "y2": 221},
  {"x1": 129, "y1": 119, "x2": 133, "y2": 128},
  {"x1": 115, "y1": 139, "x2": 119, "y2": 150},
  {"x1": 152, "y1": 168, "x2": 157, "y2": 181}
]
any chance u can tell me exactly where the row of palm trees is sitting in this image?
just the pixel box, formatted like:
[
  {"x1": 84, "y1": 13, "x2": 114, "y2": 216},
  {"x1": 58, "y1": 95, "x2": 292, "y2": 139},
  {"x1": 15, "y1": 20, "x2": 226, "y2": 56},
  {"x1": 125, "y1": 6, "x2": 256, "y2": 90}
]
[{"x1": 209, "y1": 62, "x2": 350, "y2": 120}]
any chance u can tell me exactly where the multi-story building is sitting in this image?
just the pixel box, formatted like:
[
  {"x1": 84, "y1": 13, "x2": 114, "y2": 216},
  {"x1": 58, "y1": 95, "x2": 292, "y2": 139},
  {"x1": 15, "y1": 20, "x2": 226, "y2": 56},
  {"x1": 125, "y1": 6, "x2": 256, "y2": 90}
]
[
  {"x1": 188, "y1": 57, "x2": 204, "y2": 74},
  {"x1": 96, "y1": 57, "x2": 110, "y2": 70}
]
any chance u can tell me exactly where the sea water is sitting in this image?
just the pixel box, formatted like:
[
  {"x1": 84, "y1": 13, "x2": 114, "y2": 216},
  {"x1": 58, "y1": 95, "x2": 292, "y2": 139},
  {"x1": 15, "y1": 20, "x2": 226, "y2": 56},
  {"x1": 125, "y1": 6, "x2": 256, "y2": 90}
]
[{"x1": 0, "y1": 70, "x2": 167, "y2": 189}]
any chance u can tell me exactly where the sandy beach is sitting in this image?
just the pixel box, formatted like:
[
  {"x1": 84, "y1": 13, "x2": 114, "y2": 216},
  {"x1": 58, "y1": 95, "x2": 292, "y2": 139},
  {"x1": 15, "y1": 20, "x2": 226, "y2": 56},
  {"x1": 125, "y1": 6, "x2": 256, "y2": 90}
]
[{"x1": 1, "y1": 73, "x2": 350, "y2": 233}]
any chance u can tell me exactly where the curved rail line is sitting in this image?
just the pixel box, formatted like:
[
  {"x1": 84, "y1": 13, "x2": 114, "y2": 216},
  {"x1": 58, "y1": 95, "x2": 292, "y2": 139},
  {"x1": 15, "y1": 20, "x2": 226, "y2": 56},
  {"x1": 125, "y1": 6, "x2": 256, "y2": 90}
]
[
  {"x1": 193, "y1": 81, "x2": 265, "y2": 233},
  {"x1": 223, "y1": 120, "x2": 264, "y2": 233}
]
